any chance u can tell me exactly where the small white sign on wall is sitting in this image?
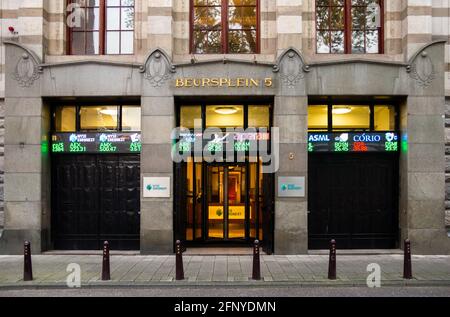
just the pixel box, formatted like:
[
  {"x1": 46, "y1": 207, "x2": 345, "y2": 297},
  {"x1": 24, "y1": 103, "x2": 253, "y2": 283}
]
[
  {"x1": 278, "y1": 176, "x2": 305, "y2": 198},
  {"x1": 143, "y1": 177, "x2": 171, "y2": 198}
]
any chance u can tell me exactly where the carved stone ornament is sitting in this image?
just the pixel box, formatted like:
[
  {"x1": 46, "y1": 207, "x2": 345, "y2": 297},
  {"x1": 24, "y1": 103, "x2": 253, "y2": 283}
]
[
  {"x1": 278, "y1": 51, "x2": 305, "y2": 88},
  {"x1": 13, "y1": 53, "x2": 40, "y2": 87},
  {"x1": 143, "y1": 50, "x2": 174, "y2": 87},
  {"x1": 409, "y1": 51, "x2": 436, "y2": 87}
]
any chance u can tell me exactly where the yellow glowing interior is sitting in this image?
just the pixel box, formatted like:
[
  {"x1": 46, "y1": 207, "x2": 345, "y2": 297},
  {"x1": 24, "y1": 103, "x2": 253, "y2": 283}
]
[
  {"x1": 374, "y1": 105, "x2": 395, "y2": 131},
  {"x1": 308, "y1": 105, "x2": 328, "y2": 130},
  {"x1": 55, "y1": 106, "x2": 76, "y2": 132},
  {"x1": 332, "y1": 106, "x2": 370, "y2": 129},
  {"x1": 206, "y1": 105, "x2": 244, "y2": 128}
]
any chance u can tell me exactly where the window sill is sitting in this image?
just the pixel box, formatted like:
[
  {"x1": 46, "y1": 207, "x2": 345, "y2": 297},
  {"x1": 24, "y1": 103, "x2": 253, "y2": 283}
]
[{"x1": 45, "y1": 54, "x2": 142, "y2": 64}]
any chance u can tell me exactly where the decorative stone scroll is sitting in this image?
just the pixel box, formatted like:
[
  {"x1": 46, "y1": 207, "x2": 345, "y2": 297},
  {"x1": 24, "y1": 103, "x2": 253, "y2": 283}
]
[
  {"x1": 408, "y1": 51, "x2": 436, "y2": 87},
  {"x1": 273, "y1": 48, "x2": 309, "y2": 89},
  {"x1": 13, "y1": 53, "x2": 40, "y2": 87},
  {"x1": 141, "y1": 49, "x2": 176, "y2": 87}
]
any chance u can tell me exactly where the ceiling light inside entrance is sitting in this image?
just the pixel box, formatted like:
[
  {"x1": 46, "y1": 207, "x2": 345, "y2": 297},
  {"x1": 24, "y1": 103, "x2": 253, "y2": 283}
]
[
  {"x1": 99, "y1": 109, "x2": 118, "y2": 116},
  {"x1": 332, "y1": 107, "x2": 352, "y2": 115},
  {"x1": 214, "y1": 106, "x2": 239, "y2": 115}
]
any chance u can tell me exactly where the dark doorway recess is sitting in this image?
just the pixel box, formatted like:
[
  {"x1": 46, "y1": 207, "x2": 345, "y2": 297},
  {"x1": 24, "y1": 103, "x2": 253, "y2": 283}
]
[
  {"x1": 52, "y1": 154, "x2": 140, "y2": 250},
  {"x1": 308, "y1": 153, "x2": 399, "y2": 249}
]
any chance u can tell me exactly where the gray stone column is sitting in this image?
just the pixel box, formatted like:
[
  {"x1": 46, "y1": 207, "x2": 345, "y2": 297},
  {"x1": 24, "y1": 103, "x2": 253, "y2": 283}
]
[
  {"x1": 401, "y1": 42, "x2": 450, "y2": 254},
  {"x1": 0, "y1": 43, "x2": 45, "y2": 254},
  {"x1": 140, "y1": 50, "x2": 175, "y2": 254},
  {"x1": 273, "y1": 96, "x2": 308, "y2": 254},
  {"x1": 273, "y1": 49, "x2": 308, "y2": 254}
]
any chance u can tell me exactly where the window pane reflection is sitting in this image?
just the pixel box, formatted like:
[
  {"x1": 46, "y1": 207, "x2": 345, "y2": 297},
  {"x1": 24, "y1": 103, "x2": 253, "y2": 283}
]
[
  {"x1": 122, "y1": 106, "x2": 141, "y2": 131},
  {"x1": 80, "y1": 106, "x2": 119, "y2": 131},
  {"x1": 55, "y1": 106, "x2": 76, "y2": 132}
]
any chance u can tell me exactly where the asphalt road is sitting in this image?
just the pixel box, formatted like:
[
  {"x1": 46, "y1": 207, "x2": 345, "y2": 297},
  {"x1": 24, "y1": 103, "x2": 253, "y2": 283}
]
[{"x1": 0, "y1": 286, "x2": 449, "y2": 297}]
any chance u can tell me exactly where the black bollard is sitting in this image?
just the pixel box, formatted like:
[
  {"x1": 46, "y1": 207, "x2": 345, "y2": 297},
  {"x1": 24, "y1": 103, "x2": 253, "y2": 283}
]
[
  {"x1": 252, "y1": 240, "x2": 261, "y2": 280},
  {"x1": 328, "y1": 239, "x2": 337, "y2": 280},
  {"x1": 175, "y1": 240, "x2": 184, "y2": 281},
  {"x1": 403, "y1": 239, "x2": 413, "y2": 279},
  {"x1": 23, "y1": 241, "x2": 33, "y2": 281},
  {"x1": 102, "y1": 241, "x2": 111, "y2": 281}
]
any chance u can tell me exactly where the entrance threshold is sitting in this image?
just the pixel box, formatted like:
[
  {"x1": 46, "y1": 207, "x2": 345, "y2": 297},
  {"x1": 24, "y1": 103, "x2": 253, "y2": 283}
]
[
  {"x1": 308, "y1": 249, "x2": 403, "y2": 256},
  {"x1": 184, "y1": 247, "x2": 264, "y2": 256}
]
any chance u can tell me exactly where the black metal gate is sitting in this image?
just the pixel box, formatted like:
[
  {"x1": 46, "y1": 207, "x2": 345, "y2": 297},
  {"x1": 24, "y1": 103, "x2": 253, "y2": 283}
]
[
  {"x1": 308, "y1": 153, "x2": 398, "y2": 249},
  {"x1": 52, "y1": 154, "x2": 140, "y2": 250}
]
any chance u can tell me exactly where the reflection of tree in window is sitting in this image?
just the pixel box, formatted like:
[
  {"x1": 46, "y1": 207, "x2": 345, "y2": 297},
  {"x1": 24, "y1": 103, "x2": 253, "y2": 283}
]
[
  {"x1": 69, "y1": 0, "x2": 134, "y2": 55},
  {"x1": 316, "y1": 0, "x2": 382, "y2": 54},
  {"x1": 192, "y1": 0, "x2": 258, "y2": 54}
]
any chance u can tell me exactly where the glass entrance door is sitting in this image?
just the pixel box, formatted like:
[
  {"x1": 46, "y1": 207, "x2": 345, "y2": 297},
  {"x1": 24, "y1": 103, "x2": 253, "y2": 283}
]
[{"x1": 207, "y1": 165, "x2": 246, "y2": 240}]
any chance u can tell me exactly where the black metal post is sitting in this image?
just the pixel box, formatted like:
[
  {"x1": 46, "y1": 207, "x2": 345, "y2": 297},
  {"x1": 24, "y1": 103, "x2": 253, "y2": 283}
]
[
  {"x1": 23, "y1": 241, "x2": 33, "y2": 281},
  {"x1": 403, "y1": 239, "x2": 413, "y2": 279},
  {"x1": 252, "y1": 240, "x2": 261, "y2": 280},
  {"x1": 102, "y1": 241, "x2": 111, "y2": 281},
  {"x1": 328, "y1": 239, "x2": 337, "y2": 280},
  {"x1": 176, "y1": 240, "x2": 184, "y2": 281}
]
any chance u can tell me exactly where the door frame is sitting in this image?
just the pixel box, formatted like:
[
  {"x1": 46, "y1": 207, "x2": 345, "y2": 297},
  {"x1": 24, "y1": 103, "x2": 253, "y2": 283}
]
[{"x1": 204, "y1": 162, "x2": 248, "y2": 242}]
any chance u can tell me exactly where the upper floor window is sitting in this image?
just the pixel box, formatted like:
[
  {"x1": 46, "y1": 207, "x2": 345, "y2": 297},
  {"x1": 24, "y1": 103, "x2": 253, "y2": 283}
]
[
  {"x1": 191, "y1": 0, "x2": 259, "y2": 54},
  {"x1": 68, "y1": 0, "x2": 134, "y2": 55},
  {"x1": 316, "y1": 0, "x2": 383, "y2": 54}
]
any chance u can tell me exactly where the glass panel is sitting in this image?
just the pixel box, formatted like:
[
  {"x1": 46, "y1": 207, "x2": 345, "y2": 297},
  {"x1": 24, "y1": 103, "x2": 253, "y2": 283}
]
[
  {"x1": 352, "y1": 31, "x2": 365, "y2": 53},
  {"x1": 86, "y1": 8, "x2": 100, "y2": 30},
  {"x1": 208, "y1": 166, "x2": 224, "y2": 239},
  {"x1": 121, "y1": 7, "x2": 134, "y2": 30},
  {"x1": 206, "y1": 105, "x2": 244, "y2": 128},
  {"x1": 330, "y1": 31, "x2": 344, "y2": 53},
  {"x1": 195, "y1": 163, "x2": 203, "y2": 239},
  {"x1": 249, "y1": 163, "x2": 257, "y2": 239},
  {"x1": 308, "y1": 105, "x2": 328, "y2": 130},
  {"x1": 122, "y1": 106, "x2": 141, "y2": 131},
  {"x1": 80, "y1": 106, "x2": 119, "y2": 131},
  {"x1": 55, "y1": 106, "x2": 76, "y2": 132},
  {"x1": 228, "y1": 166, "x2": 245, "y2": 239},
  {"x1": 330, "y1": 6, "x2": 345, "y2": 29},
  {"x1": 86, "y1": 31, "x2": 100, "y2": 54},
  {"x1": 317, "y1": 30, "x2": 330, "y2": 53},
  {"x1": 366, "y1": 30, "x2": 379, "y2": 53},
  {"x1": 71, "y1": 32, "x2": 85, "y2": 55},
  {"x1": 258, "y1": 159, "x2": 264, "y2": 240},
  {"x1": 316, "y1": 5, "x2": 330, "y2": 30},
  {"x1": 228, "y1": 30, "x2": 256, "y2": 53},
  {"x1": 121, "y1": 31, "x2": 134, "y2": 54},
  {"x1": 107, "y1": 7, "x2": 120, "y2": 30},
  {"x1": 332, "y1": 105, "x2": 370, "y2": 130},
  {"x1": 193, "y1": 30, "x2": 222, "y2": 54},
  {"x1": 186, "y1": 159, "x2": 195, "y2": 241},
  {"x1": 106, "y1": 32, "x2": 120, "y2": 54},
  {"x1": 248, "y1": 105, "x2": 270, "y2": 128},
  {"x1": 194, "y1": 7, "x2": 222, "y2": 28},
  {"x1": 180, "y1": 106, "x2": 202, "y2": 129},
  {"x1": 374, "y1": 105, "x2": 396, "y2": 131}
]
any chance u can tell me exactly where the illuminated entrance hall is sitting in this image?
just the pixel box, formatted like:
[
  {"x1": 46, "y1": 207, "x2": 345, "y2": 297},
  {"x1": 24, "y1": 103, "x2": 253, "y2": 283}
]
[{"x1": 174, "y1": 101, "x2": 274, "y2": 253}]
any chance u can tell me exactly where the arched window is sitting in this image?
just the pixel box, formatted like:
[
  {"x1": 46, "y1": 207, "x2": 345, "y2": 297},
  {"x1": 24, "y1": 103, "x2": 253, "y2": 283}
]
[
  {"x1": 316, "y1": 0, "x2": 383, "y2": 54},
  {"x1": 67, "y1": 0, "x2": 134, "y2": 55},
  {"x1": 191, "y1": 0, "x2": 260, "y2": 54}
]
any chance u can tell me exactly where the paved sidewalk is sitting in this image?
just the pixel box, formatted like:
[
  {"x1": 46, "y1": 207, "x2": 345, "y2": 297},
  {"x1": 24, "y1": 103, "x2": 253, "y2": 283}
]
[{"x1": 0, "y1": 254, "x2": 449, "y2": 288}]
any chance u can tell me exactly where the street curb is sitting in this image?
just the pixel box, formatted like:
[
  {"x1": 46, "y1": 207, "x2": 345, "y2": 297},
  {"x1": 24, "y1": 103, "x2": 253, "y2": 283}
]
[{"x1": 0, "y1": 279, "x2": 449, "y2": 290}]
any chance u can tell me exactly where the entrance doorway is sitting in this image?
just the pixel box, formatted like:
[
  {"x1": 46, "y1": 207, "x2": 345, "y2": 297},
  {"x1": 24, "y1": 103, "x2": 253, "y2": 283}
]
[
  {"x1": 207, "y1": 164, "x2": 247, "y2": 240},
  {"x1": 308, "y1": 153, "x2": 398, "y2": 249},
  {"x1": 52, "y1": 154, "x2": 140, "y2": 250},
  {"x1": 174, "y1": 100, "x2": 275, "y2": 253}
]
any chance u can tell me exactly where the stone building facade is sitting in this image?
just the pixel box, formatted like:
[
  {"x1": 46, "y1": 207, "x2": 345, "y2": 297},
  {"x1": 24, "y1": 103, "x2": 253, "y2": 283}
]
[{"x1": 0, "y1": 0, "x2": 449, "y2": 254}]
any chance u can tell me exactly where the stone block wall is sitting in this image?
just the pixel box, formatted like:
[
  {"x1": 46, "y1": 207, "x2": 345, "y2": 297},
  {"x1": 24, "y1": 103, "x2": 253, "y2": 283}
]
[
  {"x1": 0, "y1": 98, "x2": 3, "y2": 228},
  {"x1": 446, "y1": 97, "x2": 450, "y2": 229}
]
